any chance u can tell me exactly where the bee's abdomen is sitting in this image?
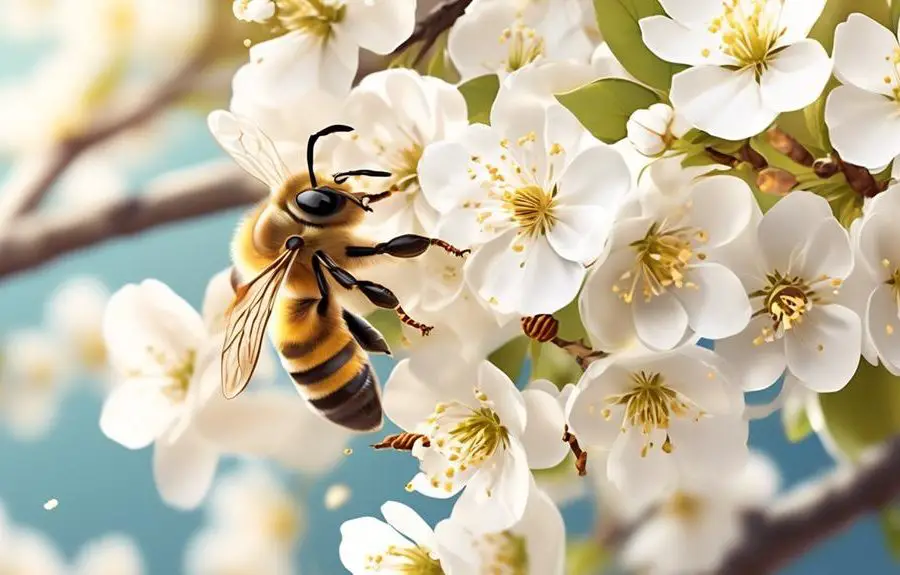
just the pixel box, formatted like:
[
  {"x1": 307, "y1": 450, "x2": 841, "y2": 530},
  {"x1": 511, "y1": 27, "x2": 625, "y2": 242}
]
[{"x1": 308, "y1": 363, "x2": 382, "y2": 432}]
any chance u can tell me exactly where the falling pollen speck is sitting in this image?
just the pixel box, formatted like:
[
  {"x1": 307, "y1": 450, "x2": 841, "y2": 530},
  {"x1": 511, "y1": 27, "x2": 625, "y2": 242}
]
[{"x1": 43, "y1": 498, "x2": 58, "y2": 511}]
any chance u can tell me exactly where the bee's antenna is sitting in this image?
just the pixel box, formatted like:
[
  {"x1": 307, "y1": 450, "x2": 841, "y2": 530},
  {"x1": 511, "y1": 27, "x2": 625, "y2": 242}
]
[
  {"x1": 333, "y1": 169, "x2": 392, "y2": 184},
  {"x1": 307, "y1": 124, "x2": 355, "y2": 187}
]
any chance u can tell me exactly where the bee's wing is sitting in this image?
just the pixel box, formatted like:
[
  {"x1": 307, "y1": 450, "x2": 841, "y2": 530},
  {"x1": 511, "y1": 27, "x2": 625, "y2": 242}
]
[
  {"x1": 207, "y1": 110, "x2": 290, "y2": 190},
  {"x1": 221, "y1": 249, "x2": 299, "y2": 399}
]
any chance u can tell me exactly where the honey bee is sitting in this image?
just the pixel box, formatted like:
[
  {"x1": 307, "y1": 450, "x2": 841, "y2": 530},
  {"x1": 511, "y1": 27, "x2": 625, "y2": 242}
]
[{"x1": 208, "y1": 111, "x2": 469, "y2": 432}]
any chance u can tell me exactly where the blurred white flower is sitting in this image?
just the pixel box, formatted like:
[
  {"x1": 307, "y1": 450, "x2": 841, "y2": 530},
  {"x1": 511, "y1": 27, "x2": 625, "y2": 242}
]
[
  {"x1": 566, "y1": 345, "x2": 748, "y2": 506},
  {"x1": 579, "y1": 175, "x2": 754, "y2": 352},
  {"x1": 715, "y1": 192, "x2": 861, "y2": 393},
  {"x1": 340, "y1": 501, "x2": 441, "y2": 574},
  {"x1": 826, "y1": 14, "x2": 900, "y2": 170},
  {"x1": 71, "y1": 534, "x2": 145, "y2": 575},
  {"x1": 45, "y1": 276, "x2": 111, "y2": 375},
  {"x1": 53, "y1": 155, "x2": 127, "y2": 213},
  {"x1": 420, "y1": 101, "x2": 631, "y2": 315},
  {"x1": 0, "y1": 329, "x2": 69, "y2": 441},
  {"x1": 383, "y1": 359, "x2": 567, "y2": 533},
  {"x1": 0, "y1": 0, "x2": 57, "y2": 39},
  {"x1": 246, "y1": 0, "x2": 415, "y2": 96},
  {"x1": 448, "y1": 0, "x2": 593, "y2": 81},
  {"x1": 0, "y1": 506, "x2": 66, "y2": 575},
  {"x1": 233, "y1": 0, "x2": 275, "y2": 22},
  {"x1": 324, "y1": 483, "x2": 352, "y2": 510},
  {"x1": 185, "y1": 530, "x2": 295, "y2": 575},
  {"x1": 621, "y1": 452, "x2": 779, "y2": 575},
  {"x1": 626, "y1": 103, "x2": 689, "y2": 158},
  {"x1": 435, "y1": 482, "x2": 565, "y2": 575},
  {"x1": 641, "y1": 0, "x2": 831, "y2": 140}
]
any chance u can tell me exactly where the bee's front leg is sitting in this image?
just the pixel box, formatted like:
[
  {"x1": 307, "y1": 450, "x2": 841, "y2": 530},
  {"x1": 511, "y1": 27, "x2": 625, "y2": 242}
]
[{"x1": 346, "y1": 235, "x2": 470, "y2": 259}]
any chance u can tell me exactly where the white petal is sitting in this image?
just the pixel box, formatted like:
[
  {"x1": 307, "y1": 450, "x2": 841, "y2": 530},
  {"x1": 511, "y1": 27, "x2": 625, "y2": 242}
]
[
  {"x1": 867, "y1": 285, "x2": 900, "y2": 375},
  {"x1": 825, "y1": 85, "x2": 900, "y2": 169},
  {"x1": 447, "y1": 2, "x2": 518, "y2": 79},
  {"x1": 669, "y1": 414, "x2": 749, "y2": 482},
  {"x1": 676, "y1": 263, "x2": 751, "y2": 339},
  {"x1": 72, "y1": 534, "x2": 144, "y2": 575},
  {"x1": 757, "y1": 191, "x2": 832, "y2": 274},
  {"x1": 714, "y1": 316, "x2": 787, "y2": 391},
  {"x1": 832, "y1": 13, "x2": 898, "y2": 95},
  {"x1": 759, "y1": 40, "x2": 832, "y2": 113},
  {"x1": 579, "y1": 249, "x2": 640, "y2": 350},
  {"x1": 342, "y1": 0, "x2": 415, "y2": 54},
  {"x1": 434, "y1": 520, "x2": 479, "y2": 575},
  {"x1": 686, "y1": 175, "x2": 754, "y2": 249},
  {"x1": 859, "y1": 209, "x2": 900, "y2": 272},
  {"x1": 778, "y1": 0, "x2": 826, "y2": 41},
  {"x1": 340, "y1": 517, "x2": 412, "y2": 574},
  {"x1": 381, "y1": 501, "x2": 435, "y2": 549},
  {"x1": 670, "y1": 66, "x2": 774, "y2": 140},
  {"x1": 153, "y1": 429, "x2": 219, "y2": 510},
  {"x1": 520, "y1": 389, "x2": 569, "y2": 469},
  {"x1": 99, "y1": 378, "x2": 175, "y2": 449},
  {"x1": 796, "y1": 218, "x2": 853, "y2": 281},
  {"x1": 608, "y1": 427, "x2": 676, "y2": 505},
  {"x1": 633, "y1": 292, "x2": 689, "y2": 350},
  {"x1": 565, "y1": 364, "x2": 634, "y2": 447},
  {"x1": 657, "y1": 0, "x2": 722, "y2": 25},
  {"x1": 383, "y1": 359, "x2": 460, "y2": 432},
  {"x1": 478, "y1": 361, "x2": 527, "y2": 436},
  {"x1": 653, "y1": 351, "x2": 740, "y2": 415},
  {"x1": 785, "y1": 304, "x2": 862, "y2": 392},
  {"x1": 515, "y1": 484, "x2": 566, "y2": 575},
  {"x1": 639, "y1": 16, "x2": 732, "y2": 66}
]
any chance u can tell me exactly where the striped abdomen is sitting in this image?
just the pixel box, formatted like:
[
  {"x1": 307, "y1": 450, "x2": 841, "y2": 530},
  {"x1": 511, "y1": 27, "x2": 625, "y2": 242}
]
[{"x1": 273, "y1": 298, "x2": 383, "y2": 432}]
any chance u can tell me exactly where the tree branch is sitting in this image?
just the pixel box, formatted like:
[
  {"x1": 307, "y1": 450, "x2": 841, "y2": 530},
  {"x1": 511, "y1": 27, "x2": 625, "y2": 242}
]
[
  {"x1": 0, "y1": 161, "x2": 265, "y2": 282},
  {"x1": 0, "y1": 39, "x2": 216, "y2": 224},
  {"x1": 715, "y1": 434, "x2": 900, "y2": 574},
  {"x1": 392, "y1": 0, "x2": 473, "y2": 65}
]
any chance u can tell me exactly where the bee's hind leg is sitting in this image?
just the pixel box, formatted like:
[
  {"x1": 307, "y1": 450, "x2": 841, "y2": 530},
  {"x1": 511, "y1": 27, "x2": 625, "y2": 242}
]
[{"x1": 346, "y1": 234, "x2": 470, "y2": 259}]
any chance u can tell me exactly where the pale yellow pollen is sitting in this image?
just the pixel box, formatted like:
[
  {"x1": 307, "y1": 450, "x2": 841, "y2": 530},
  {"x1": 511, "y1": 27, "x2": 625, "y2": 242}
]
[
  {"x1": 343, "y1": 448, "x2": 353, "y2": 455},
  {"x1": 887, "y1": 324, "x2": 895, "y2": 336},
  {"x1": 616, "y1": 220, "x2": 700, "y2": 303},
  {"x1": 504, "y1": 185, "x2": 557, "y2": 237},
  {"x1": 274, "y1": 0, "x2": 345, "y2": 38}
]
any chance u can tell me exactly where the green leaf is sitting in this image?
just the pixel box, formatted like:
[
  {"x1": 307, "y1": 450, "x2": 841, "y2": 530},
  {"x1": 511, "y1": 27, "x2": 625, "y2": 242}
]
[
  {"x1": 810, "y1": 0, "x2": 890, "y2": 54},
  {"x1": 880, "y1": 505, "x2": 900, "y2": 561},
  {"x1": 458, "y1": 74, "x2": 499, "y2": 125},
  {"x1": 593, "y1": 0, "x2": 684, "y2": 91},
  {"x1": 566, "y1": 539, "x2": 611, "y2": 575},
  {"x1": 782, "y1": 402, "x2": 814, "y2": 443},
  {"x1": 893, "y1": 0, "x2": 900, "y2": 31},
  {"x1": 557, "y1": 79, "x2": 660, "y2": 143},
  {"x1": 489, "y1": 335, "x2": 530, "y2": 383},
  {"x1": 818, "y1": 362, "x2": 900, "y2": 461}
]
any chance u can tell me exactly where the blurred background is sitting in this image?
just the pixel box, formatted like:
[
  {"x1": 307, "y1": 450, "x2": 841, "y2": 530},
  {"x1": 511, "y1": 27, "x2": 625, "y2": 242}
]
[{"x1": 0, "y1": 0, "x2": 894, "y2": 573}]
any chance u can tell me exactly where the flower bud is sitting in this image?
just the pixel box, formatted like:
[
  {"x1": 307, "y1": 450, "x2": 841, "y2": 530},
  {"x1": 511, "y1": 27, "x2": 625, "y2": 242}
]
[{"x1": 626, "y1": 103, "x2": 687, "y2": 157}]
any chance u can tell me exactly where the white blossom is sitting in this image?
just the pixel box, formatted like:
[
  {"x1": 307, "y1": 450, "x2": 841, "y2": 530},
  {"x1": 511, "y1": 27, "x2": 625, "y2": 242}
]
[
  {"x1": 579, "y1": 175, "x2": 754, "y2": 352},
  {"x1": 71, "y1": 534, "x2": 145, "y2": 575},
  {"x1": 0, "y1": 505, "x2": 65, "y2": 575},
  {"x1": 826, "y1": 13, "x2": 900, "y2": 170},
  {"x1": 340, "y1": 501, "x2": 441, "y2": 574},
  {"x1": 45, "y1": 275, "x2": 111, "y2": 374},
  {"x1": 626, "y1": 103, "x2": 689, "y2": 157},
  {"x1": 419, "y1": 100, "x2": 631, "y2": 315},
  {"x1": 715, "y1": 191, "x2": 861, "y2": 393},
  {"x1": 640, "y1": 0, "x2": 831, "y2": 140},
  {"x1": 448, "y1": 0, "x2": 594, "y2": 81},
  {"x1": 566, "y1": 345, "x2": 748, "y2": 505},
  {"x1": 383, "y1": 358, "x2": 567, "y2": 533}
]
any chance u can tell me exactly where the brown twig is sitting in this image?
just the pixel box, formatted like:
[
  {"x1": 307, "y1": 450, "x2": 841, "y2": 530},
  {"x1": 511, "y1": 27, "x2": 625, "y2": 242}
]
[
  {"x1": 563, "y1": 425, "x2": 588, "y2": 476},
  {"x1": 767, "y1": 127, "x2": 815, "y2": 167},
  {"x1": 0, "y1": 38, "x2": 216, "y2": 224},
  {"x1": 0, "y1": 162, "x2": 264, "y2": 282},
  {"x1": 371, "y1": 432, "x2": 431, "y2": 451},
  {"x1": 391, "y1": 0, "x2": 473, "y2": 66},
  {"x1": 551, "y1": 337, "x2": 608, "y2": 370},
  {"x1": 714, "y1": 434, "x2": 900, "y2": 574},
  {"x1": 833, "y1": 153, "x2": 887, "y2": 198}
]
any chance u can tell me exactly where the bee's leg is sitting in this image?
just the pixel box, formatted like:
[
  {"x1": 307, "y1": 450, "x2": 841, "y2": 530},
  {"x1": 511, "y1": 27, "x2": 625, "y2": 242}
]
[
  {"x1": 313, "y1": 250, "x2": 433, "y2": 336},
  {"x1": 310, "y1": 253, "x2": 334, "y2": 316},
  {"x1": 346, "y1": 235, "x2": 471, "y2": 259}
]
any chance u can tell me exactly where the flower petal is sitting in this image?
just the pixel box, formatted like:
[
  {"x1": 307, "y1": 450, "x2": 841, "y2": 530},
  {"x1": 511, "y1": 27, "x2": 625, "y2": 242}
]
[
  {"x1": 340, "y1": 517, "x2": 412, "y2": 574},
  {"x1": 676, "y1": 263, "x2": 751, "y2": 340},
  {"x1": 477, "y1": 360, "x2": 527, "y2": 436},
  {"x1": 825, "y1": 85, "x2": 900, "y2": 169},
  {"x1": 99, "y1": 378, "x2": 176, "y2": 449},
  {"x1": 686, "y1": 175, "x2": 754, "y2": 249},
  {"x1": 515, "y1": 484, "x2": 566, "y2": 575},
  {"x1": 608, "y1": 427, "x2": 676, "y2": 506},
  {"x1": 520, "y1": 389, "x2": 569, "y2": 469},
  {"x1": 760, "y1": 40, "x2": 832, "y2": 113},
  {"x1": 832, "y1": 13, "x2": 898, "y2": 96},
  {"x1": 658, "y1": 0, "x2": 723, "y2": 25},
  {"x1": 785, "y1": 304, "x2": 861, "y2": 392},
  {"x1": 795, "y1": 217, "x2": 853, "y2": 281},
  {"x1": 381, "y1": 501, "x2": 436, "y2": 550},
  {"x1": 640, "y1": 16, "x2": 732, "y2": 66},
  {"x1": 579, "y1": 249, "x2": 640, "y2": 351},
  {"x1": 778, "y1": 0, "x2": 826, "y2": 41},
  {"x1": 341, "y1": 0, "x2": 415, "y2": 54},
  {"x1": 867, "y1": 285, "x2": 900, "y2": 375},
  {"x1": 714, "y1": 316, "x2": 787, "y2": 391},
  {"x1": 757, "y1": 191, "x2": 832, "y2": 274},
  {"x1": 669, "y1": 414, "x2": 749, "y2": 482},
  {"x1": 633, "y1": 292, "x2": 689, "y2": 351},
  {"x1": 153, "y1": 428, "x2": 219, "y2": 509}
]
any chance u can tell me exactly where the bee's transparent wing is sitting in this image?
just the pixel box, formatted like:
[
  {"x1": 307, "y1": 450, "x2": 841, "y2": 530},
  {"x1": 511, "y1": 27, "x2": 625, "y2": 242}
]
[
  {"x1": 207, "y1": 110, "x2": 290, "y2": 190},
  {"x1": 221, "y1": 249, "x2": 299, "y2": 399}
]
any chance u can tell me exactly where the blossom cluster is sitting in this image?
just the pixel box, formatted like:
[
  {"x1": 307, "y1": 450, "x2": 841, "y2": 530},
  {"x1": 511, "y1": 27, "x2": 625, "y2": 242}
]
[{"x1": 6, "y1": 0, "x2": 900, "y2": 573}]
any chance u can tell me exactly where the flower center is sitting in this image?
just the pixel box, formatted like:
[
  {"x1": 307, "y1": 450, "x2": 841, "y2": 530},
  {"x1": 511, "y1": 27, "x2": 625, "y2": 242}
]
[
  {"x1": 478, "y1": 531, "x2": 529, "y2": 574},
  {"x1": 881, "y1": 258, "x2": 900, "y2": 336},
  {"x1": 365, "y1": 545, "x2": 444, "y2": 574},
  {"x1": 275, "y1": 0, "x2": 344, "y2": 37},
  {"x1": 615, "y1": 220, "x2": 707, "y2": 303},
  {"x1": 749, "y1": 271, "x2": 838, "y2": 345},
  {"x1": 708, "y1": 0, "x2": 786, "y2": 78},
  {"x1": 504, "y1": 185, "x2": 557, "y2": 238},
  {"x1": 499, "y1": 20, "x2": 545, "y2": 72},
  {"x1": 663, "y1": 491, "x2": 704, "y2": 523},
  {"x1": 142, "y1": 346, "x2": 196, "y2": 404},
  {"x1": 77, "y1": 333, "x2": 108, "y2": 370},
  {"x1": 604, "y1": 371, "x2": 692, "y2": 456}
]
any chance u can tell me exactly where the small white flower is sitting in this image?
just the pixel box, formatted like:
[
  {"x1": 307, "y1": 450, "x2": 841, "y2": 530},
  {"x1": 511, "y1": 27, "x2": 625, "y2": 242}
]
[
  {"x1": 246, "y1": 0, "x2": 415, "y2": 96},
  {"x1": 341, "y1": 501, "x2": 441, "y2": 574},
  {"x1": 579, "y1": 175, "x2": 754, "y2": 352},
  {"x1": 0, "y1": 329, "x2": 69, "y2": 441},
  {"x1": 566, "y1": 345, "x2": 748, "y2": 505},
  {"x1": 621, "y1": 452, "x2": 780, "y2": 575},
  {"x1": 100, "y1": 279, "x2": 225, "y2": 509},
  {"x1": 233, "y1": 0, "x2": 276, "y2": 22},
  {"x1": 838, "y1": 186, "x2": 900, "y2": 374},
  {"x1": 448, "y1": 0, "x2": 594, "y2": 81},
  {"x1": 640, "y1": 0, "x2": 832, "y2": 140},
  {"x1": 72, "y1": 534, "x2": 145, "y2": 575},
  {"x1": 715, "y1": 192, "x2": 862, "y2": 392},
  {"x1": 434, "y1": 482, "x2": 565, "y2": 575},
  {"x1": 825, "y1": 14, "x2": 900, "y2": 170},
  {"x1": 626, "y1": 103, "x2": 689, "y2": 158},
  {"x1": 420, "y1": 101, "x2": 632, "y2": 315},
  {"x1": 45, "y1": 276, "x2": 110, "y2": 374},
  {"x1": 383, "y1": 358, "x2": 568, "y2": 533}
]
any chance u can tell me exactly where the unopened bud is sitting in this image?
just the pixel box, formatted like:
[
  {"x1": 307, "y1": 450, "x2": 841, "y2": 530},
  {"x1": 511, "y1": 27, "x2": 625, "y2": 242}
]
[
  {"x1": 626, "y1": 103, "x2": 688, "y2": 157},
  {"x1": 757, "y1": 168, "x2": 797, "y2": 196}
]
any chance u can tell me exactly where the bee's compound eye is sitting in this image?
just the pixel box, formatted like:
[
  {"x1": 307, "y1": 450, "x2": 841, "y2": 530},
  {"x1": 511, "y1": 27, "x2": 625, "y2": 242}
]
[{"x1": 295, "y1": 188, "x2": 346, "y2": 217}]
